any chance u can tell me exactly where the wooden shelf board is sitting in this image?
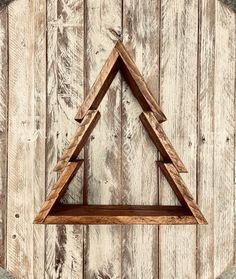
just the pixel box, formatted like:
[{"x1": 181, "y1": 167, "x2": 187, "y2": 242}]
[{"x1": 40, "y1": 205, "x2": 197, "y2": 225}]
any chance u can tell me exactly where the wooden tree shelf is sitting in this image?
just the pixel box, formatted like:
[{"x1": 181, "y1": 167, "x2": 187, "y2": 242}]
[{"x1": 34, "y1": 40, "x2": 207, "y2": 225}]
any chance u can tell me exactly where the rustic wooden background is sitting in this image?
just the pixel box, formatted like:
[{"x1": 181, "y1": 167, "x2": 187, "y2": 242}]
[{"x1": 0, "y1": 0, "x2": 235, "y2": 278}]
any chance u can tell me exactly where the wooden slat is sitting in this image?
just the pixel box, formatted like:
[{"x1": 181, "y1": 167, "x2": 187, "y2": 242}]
[
  {"x1": 7, "y1": 0, "x2": 46, "y2": 277},
  {"x1": 74, "y1": 47, "x2": 120, "y2": 122},
  {"x1": 45, "y1": 215, "x2": 195, "y2": 225},
  {"x1": 158, "y1": 162, "x2": 207, "y2": 224},
  {"x1": 34, "y1": 160, "x2": 83, "y2": 224},
  {"x1": 83, "y1": 0, "x2": 122, "y2": 277},
  {"x1": 140, "y1": 111, "x2": 187, "y2": 173},
  {"x1": 44, "y1": 204, "x2": 196, "y2": 225},
  {"x1": 159, "y1": 1, "x2": 199, "y2": 277},
  {"x1": 45, "y1": 0, "x2": 84, "y2": 277},
  {"x1": 32, "y1": 1, "x2": 47, "y2": 278},
  {"x1": 54, "y1": 110, "x2": 100, "y2": 171},
  {"x1": 121, "y1": 1, "x2": 160, "y2": 278},
  {"x1": 0, "y1": 7, "x2": 8, "y2": 268},
  {"x1": 214, "y1": 1, "x2": 235, "y2": 277},
  {"x1": 116, "y1": 40, "x2": 166, "y2": 123},
  {"x1": 197, "y1": 0, "x2": 215, "y2": 277}
]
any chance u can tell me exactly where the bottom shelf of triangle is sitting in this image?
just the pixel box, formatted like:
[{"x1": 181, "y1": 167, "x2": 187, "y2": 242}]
[{"x1": 43, "y1": 204, "x2": 197, "y2": 225}]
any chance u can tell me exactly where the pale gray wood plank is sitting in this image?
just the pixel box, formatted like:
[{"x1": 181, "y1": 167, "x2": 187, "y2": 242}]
[
  {"x1": 45, "y1": 0, "x2": 84, "y2": 278},
  {"x1": 7, "y1": 0, "x2": 46, "y2": 277},
  {"x1": 214, "y1": 1, "x2": 235, "y2": 277},
  {"x1": 159, "y1": 0, "x2": 198, "y2": 277},
  {"x1": 84, "y1": 0, "x2": 122, "y2": 277},
  {"x1": 197, "y1": 0, "x2": 215, "y2": 278},
  {"x1": 32, "y1": 0, "x2": 47, "y2": 278},
  {"x1": 121, "y1": 0, "x2": 160, "y2": 278},
  {"x1": 0, "y1": 6, "x2": 8, "y2": 268}
]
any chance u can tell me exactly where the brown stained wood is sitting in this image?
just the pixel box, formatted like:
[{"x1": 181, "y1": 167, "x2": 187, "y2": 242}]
[
  {"x1": 75, "y1": 40, "x2": 167, "y2": 124},
  {"x1": 140, "y1": 111, "x2": 187, "y2": 173},
  {"x1": 54, "y1": 110, "x2": 100, "y2": 171},
  {"x1": 35, "y1": 38, "x2": 207, "y2": 226},
  {"x1": 157, "y1": 162, "x2": 207, "y2": 224},
  {"x1": 115, "y1": 41, "x2": 166, "y2": 123},
  {"x1": 43, "y1": 204, "x2": 196, "y2": 225},
  {"x1": 34, "y1": 160, "x2": 83, "y2": 224},
  {"x1": 74, "y1": 48, "x2": 120, "y2": 122},
  {"x1": 45, "y1": 215, "x2": 196, "y2": 225}
]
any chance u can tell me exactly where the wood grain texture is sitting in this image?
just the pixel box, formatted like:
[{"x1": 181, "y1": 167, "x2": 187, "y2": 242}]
[
  {"x1": 45, "y1": 205, "x2": 196, "y2": 225},
  {"x1": 75, "y1": 48, "x2": 120, "y2": 122},
  {"x1": 214, "y1": 1, "x2": 235, "y2": 277},
  {"x1": 197, "y1": 0, "x2": 215, "y2": 277},
  {"x1": 54, "y1": 110, "x2": 100, "y2": 171},
  {"x1": 157, "y1": 162, "x2": 207, "y2": 224},
  {"x1": 34, "y1": 161, "x2": 83, "y2": 224},
  {"x1": 45, "y1": 0, "x2": 84, "y2": 278},
  {"x1": 116, "y1": 41, "x2": 166, "y2": 124},
  {"x1": 83, "y1": 0, "x2": 122, "y2": 278},
  {"x1": 121, "y1": 0, "x2": 160, "y2": 278},
  {"x1": 2, "y1": 1, "x2": 236, "y2": 278},
  {"x1": 159, "y1": 0, "x2": 199, "y2": 278},
  {"x1": 140, "y1": 111, "x2": 187, "y2": 173},
  {"x1": 0, "y1": 7, "x2": 7, "y2": 268},
  {"x1": 7, "y1": 0, "x2": 46, "y2": 277},
  {"x1": 32, "y1": 1, "x2": 47, "y2": 278}
]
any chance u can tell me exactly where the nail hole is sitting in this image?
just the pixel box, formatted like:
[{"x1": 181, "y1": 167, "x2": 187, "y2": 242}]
[
  {"x1": 12, "y1": 234, "x2": 16, "y2": 239},
  {"x1": 15, "y1": 214, "x2": 20, "y2": 218}
]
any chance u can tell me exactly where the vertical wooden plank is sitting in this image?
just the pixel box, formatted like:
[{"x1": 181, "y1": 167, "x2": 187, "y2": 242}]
[
  {"x1": 7, "y1": 0, "x2": 46, "y2": 277},
  {"x1": 214, "y1": 1, "x2": 235, "y2": 277},
  {"x1": 159, "y1": 0, "x2": 198, "y2": 278},
  {"x1": 121, "y1": 0, "x2": 160, "y2": 278},
  {"x1": 45, "y1": 0, "x2": 84, "y2": 278},
  {"x1": 0, "y1": 6, "x2": 8, "y2": 268},
  {"x1": 84, "y1": 0, "x2": 122, "y2": 278},
  {"x1": 197, "y1": 0, "x2": 215, "y2": 278},
  {"x1": 32, "y1": 0, "x2": 47, "y2": 278}
]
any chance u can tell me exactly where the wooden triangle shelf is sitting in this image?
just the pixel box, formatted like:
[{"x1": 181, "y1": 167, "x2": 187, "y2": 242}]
[{"x1": 34, "y1": 40, "x2": 207, "y2": 225}]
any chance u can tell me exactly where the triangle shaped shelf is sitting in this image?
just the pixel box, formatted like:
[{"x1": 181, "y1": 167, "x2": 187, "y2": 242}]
[{"x1": 34, "y1": 40, "x2": 207, "y2": 225}]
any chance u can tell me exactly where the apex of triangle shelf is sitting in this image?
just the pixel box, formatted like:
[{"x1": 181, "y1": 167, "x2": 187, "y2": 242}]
[{"x1": 34, "y1": 40, "x2": 207, "y2": 226}]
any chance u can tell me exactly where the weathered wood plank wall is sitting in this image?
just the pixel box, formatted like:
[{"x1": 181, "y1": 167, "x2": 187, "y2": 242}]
[{"x1": 0, "y1": 0, "x2": 235, "y2": 278}]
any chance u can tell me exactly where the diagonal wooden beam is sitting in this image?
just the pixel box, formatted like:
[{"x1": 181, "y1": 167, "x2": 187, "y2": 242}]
[
  {"x1": 140, "y1": 111, "x2": 187, "y2": 173},
  {"x1": 157, "y1": 162, "x2": 207, "y2": 224},
  {"x1": 115, "y1": 40, "x2": 166, "y2": 123},
  {"x1": 75, "y1": 48, "x2": 120, "y2": 122},
  {"x1": 34, "y1": 160, "x2": 84, "y2": 224},
  {"x1": 54, "y1": 110, "x2": 100, "y2": 171}
]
